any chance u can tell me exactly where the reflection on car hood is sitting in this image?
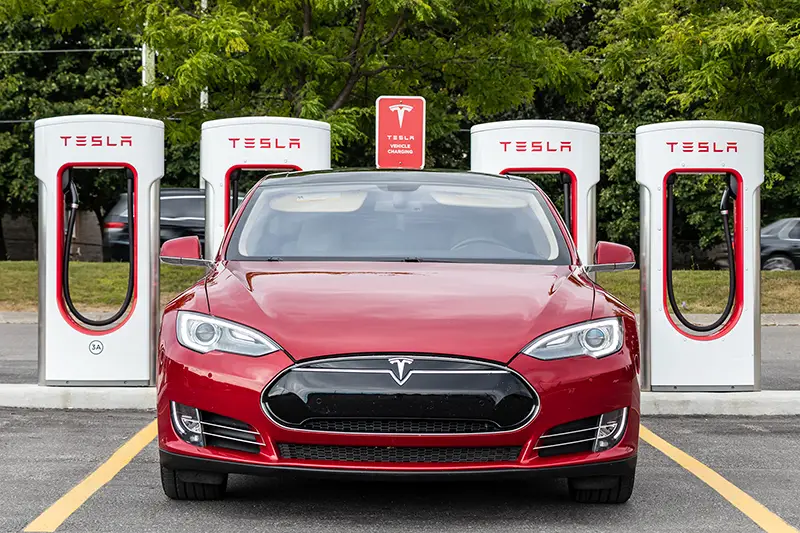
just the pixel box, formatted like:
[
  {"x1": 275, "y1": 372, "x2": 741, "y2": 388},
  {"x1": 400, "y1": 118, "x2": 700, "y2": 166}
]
[{"x1": 205, "y1": 261, "x2": 596, "y2": 363}]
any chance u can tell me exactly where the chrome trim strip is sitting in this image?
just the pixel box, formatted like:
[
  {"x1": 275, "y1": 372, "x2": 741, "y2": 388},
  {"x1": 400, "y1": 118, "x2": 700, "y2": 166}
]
[
  {"x1": 38, "y1": 180, "x2": 47, "y2": 386},
  {"x1": 539, "y1": 426, "x2": 600, "y2": 439},
  {"x1": 639, "y1": 184, "x2": 651, "y2": 391},
  {"x1": 587, "y1": 183, "x2": 597, "y2": 281},
  {"x1": 538, "y1": 421, "x2": 618, "y2": 440},
  {"x1": 293, "y1": 369, "x2": 507, "y2": 374},
  {"x1": 199, "y1": 420, "x2": 261, "y2": 435},
  {"x1": 160, "y1": 256, "x2": 214, "y2": 268},
  {"x1": 203, "y1": 431, "x2": 265, "y2": 446},
  {"x1": 584, "y1": 261, "x2": 636, "y2": 273},
  {"x1": 753, "y1": 186, "x2": 762, "y2": 391},
  {"x1": 533, "y1": 437, "x2": 597, "y2": 450},
  {"x1": 204, "y1": 183, "x2": 214, "y2": 260},
  {"x1": 292, "y1": 367, "x2": 507, "y2": 387},
  {"x1": 149, "y1": 179, "x2": 161, "y2": 387},
  {"x1": 260, "y1": 354, "x2": 541, "y2": 437}
]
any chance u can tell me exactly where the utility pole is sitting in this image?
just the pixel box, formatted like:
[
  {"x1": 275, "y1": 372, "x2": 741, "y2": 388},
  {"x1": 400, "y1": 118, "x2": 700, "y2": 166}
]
[
  {"x1": 199, "y1": 0, "x2": 209, "y2": 189},
  {"x1": 200, "y1": 0, "x2": 209, "y2": 108},
  {"x1": 141, "y1": 42, "x2": 155, "y2": 86}
]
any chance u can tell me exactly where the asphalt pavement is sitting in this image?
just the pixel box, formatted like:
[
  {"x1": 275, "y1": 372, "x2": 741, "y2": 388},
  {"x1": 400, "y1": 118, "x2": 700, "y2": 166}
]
[
  {"x1": 1, "y1": 409, "x2": 798, "y2": 532},
  {"x1": 1, "y1": 322, "x2": 798, "y2": 389},
  {"x1": 0, "y1": 323, "x2": 37, "y2": 384}
]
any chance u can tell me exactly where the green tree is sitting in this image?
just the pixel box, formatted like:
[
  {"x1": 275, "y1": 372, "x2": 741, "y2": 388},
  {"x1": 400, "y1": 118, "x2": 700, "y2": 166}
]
[
  {"x1": 598, "y1": 0, "x2": 800, "y2": 252},
  {"x1": 0, "y1": 18, "x2": 141, "y2": 257},
  {"x1": 106, "y1": 0, "x2": 594, "y2": 166}
]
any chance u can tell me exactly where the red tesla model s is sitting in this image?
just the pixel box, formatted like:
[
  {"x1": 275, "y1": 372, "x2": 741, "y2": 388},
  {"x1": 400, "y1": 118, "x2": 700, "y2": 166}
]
[{"x1": 157, "y1": 170, "x2": 640, "y2": 503}]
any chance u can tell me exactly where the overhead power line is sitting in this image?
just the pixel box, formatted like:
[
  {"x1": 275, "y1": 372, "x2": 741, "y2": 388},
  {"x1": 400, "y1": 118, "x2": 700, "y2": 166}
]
[
  {"x1": 0, "y1": 116, "x2": 637, "y2": 136},
  {"x1": 0, "y1": 47, "x2": 140, "y2": 55}
]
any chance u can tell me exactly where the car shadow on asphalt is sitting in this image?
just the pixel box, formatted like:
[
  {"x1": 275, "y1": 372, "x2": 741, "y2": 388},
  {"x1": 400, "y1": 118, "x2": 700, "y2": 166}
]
[
  {"x1": 229, "y1": 476, "x2": 565, "y2": 505},
  {"x1": 203, "y1": 475, "x2": 647, "y2": 530}
]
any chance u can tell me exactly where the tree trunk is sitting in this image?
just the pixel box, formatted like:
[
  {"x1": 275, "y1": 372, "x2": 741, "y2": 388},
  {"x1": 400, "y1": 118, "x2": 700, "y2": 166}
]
[{"x1": 0, "y1": 213, "x2": 7, "y2": 260}]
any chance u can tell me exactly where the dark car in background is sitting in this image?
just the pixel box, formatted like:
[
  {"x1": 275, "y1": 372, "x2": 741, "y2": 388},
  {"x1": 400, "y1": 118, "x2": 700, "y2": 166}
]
[
  {"x1": 102, "y1": 188, "x2": 206, "y2": 262},
  {"x1": 761, "y1": 218, "x2": 800, "y2": 270}
]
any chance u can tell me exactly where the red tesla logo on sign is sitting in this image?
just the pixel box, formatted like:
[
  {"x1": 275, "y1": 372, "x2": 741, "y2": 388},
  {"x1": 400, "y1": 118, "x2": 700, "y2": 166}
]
[{"x1": 376, "y1": 96, "x2": 426, "y2": 169}]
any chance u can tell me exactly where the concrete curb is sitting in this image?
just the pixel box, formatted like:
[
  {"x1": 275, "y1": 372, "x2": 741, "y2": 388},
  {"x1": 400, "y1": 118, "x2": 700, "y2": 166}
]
[
  {"x1": 641, "y1": 391, "x2": 800, "y2": 416},
  {"x1": 1, "y1": 384, "x2": 799, "y2": 415},
  {"x1": 0, "y1": 312, "x2": 38, "y2": 324},
  {"x1": 0, "y1": 384, "x2": 155, "y2": 410}
]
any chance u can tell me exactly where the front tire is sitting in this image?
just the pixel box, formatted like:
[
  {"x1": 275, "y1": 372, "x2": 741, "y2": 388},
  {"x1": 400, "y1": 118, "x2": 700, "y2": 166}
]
[
  {"x1": 160, "y1": 466, "x2": 228, "y2": 500},
  {"x1": 568, "y1": 471, "x2": 635, "y2": 504}
]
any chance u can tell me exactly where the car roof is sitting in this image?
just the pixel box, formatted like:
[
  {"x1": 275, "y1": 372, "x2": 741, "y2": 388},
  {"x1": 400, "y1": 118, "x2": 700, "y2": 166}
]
[{"x1": 258, "y1": 169, "x2": 535, "y2": 190}]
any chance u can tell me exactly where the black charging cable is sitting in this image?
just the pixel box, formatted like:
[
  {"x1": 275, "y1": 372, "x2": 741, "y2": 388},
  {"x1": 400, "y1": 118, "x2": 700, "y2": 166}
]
[
  {"x1": 665, "y1": 173, "x2": 737, "y2": 332},
  {"x1": 560, "y1": 172, "x2": 572, "y2": 233},
  {"x1": 229, "y1": 169, "x2": 242, "y2": 221},
  {"x1": 62, "y1": 168, "x2": 136, "y2": 326}
]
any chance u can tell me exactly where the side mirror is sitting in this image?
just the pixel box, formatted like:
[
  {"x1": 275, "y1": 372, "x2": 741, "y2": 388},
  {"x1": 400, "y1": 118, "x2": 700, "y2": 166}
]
[
  {"x1": 160, "y1": 236, "x2": 213, "y2": 268},
  {"x1": 585, "y1": 241, "x2": 636, "y2": 273}
]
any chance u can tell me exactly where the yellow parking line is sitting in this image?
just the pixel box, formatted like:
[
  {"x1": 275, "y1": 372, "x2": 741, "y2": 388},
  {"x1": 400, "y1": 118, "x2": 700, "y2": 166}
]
[
  {"x1": 24, "y1": 419, "x2": 157, "y2": 533},
  {"x1": 640, "y1": 425, "x2": 798, "y2": 533}
]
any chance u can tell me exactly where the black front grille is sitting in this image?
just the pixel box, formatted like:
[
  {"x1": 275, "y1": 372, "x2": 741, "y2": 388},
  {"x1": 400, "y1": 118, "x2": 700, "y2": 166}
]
[
  {"x1": 301, "y1": 419, "x2": 499, "y2": 434},
  {"x1": 535, "y1": 415, "x2": 600, "y2": 458},
  {"x1": 264, "y1": 355, "x2": 538, "y2": 434},
  {"x1": 277, "y1": 443, "x2": 522, "y2": 463}
]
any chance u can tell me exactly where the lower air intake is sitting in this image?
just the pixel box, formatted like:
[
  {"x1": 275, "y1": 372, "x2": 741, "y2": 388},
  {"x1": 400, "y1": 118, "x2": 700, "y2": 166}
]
[
  {"x1": 535, "y1": 415, "x2": 601, "y2": 457},
  {"x1": 198, "y1": 410, "x2": 264, "y2": 454},
  {"x1": 301, "y1": 419, "x2": 498, "y2": 434},
  {"x1": 277, "y1": 443, "x2": 522, "y2": 463}
]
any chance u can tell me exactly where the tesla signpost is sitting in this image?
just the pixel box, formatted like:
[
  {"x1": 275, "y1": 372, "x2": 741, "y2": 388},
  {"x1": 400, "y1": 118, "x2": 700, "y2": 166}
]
[{"x1": 376, "y1": 96, "x2": 426, "y2": 169}]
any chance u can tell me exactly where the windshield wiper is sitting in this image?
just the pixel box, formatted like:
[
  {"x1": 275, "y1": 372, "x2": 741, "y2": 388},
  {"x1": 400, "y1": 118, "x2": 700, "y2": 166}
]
[{"x1": 402, "y1": 257, "x2": 424, "y2": 262}]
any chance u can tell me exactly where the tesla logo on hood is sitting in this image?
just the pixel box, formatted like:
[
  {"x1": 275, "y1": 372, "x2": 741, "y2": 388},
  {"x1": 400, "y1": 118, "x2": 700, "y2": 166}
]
[{"x1": 388, "y1": 357, "x2": 414, "y2": 385}]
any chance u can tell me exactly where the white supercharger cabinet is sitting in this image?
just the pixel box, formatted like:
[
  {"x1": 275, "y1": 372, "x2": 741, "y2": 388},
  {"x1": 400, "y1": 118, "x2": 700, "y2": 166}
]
[
  {"x1": 35, "y1": 115, "x2": 164, "y2": 385},
  {"x1": 201, "y1": 117, "x2": 331, "y2": 259},
  {"x1": 470, "y1": 120, "x2": 600, "y2": 266},
  {"x1": 636, "y1": 121, "x2": 764, "y2": 391}
]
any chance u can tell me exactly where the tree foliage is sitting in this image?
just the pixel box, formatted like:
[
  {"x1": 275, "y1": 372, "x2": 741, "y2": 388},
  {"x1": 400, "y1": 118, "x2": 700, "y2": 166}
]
[
  {"x1": 2, "y1": 0, "x2": 800, "y2": 262},
  {"x1": 118, "y1": 0, "x2": 596, "y2": 167},
  {"x1": 0, "y1": 17, "x2": 140, "y2": 257},
  {"x1": 599, "y1": 0, "x2": 800, "y2": 250}
]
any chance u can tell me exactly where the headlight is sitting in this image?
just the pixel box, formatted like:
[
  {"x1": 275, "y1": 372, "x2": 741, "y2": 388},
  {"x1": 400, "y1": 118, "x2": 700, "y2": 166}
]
[
  {"x1": 176, "y1": 311, "x2": 281, "y2": 356},
  {"x1": 521, "y1": 317, "x2": 623, "y2": 360}
]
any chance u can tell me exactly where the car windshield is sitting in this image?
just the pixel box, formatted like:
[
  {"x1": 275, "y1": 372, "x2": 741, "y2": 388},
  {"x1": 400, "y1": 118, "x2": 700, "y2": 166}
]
[{"x1": 226, "y1": 179, "x2": 570, "y2": 264}]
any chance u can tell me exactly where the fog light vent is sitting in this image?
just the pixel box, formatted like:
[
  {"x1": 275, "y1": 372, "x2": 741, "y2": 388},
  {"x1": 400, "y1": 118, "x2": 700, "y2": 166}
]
[
  {"x1": 534, "y1": 408, "x2": 628, "y2": 457},
  {"x1": 171, "y1": 401, "x2": 205, "y2": 446},
  {"x1": 170, "y1": 402, "x2": 264, "y2": 454},
  {"x1": 593, "y1": 408, "x2": 628, "y2": 452}
]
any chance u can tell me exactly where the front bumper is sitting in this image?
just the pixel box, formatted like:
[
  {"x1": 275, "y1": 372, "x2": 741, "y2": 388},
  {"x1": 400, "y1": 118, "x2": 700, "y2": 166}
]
[
  {"x1": 160, "y1": 449, "x2": 637, "y2": 480},
  {"x1": 157, "y1": 317, "x2": 640, "y2": 475}
]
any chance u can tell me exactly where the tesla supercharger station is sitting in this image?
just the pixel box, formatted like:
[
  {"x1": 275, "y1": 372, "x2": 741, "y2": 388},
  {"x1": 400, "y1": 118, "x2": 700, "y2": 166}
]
[
  {"x1": 470, "y1": 120, "x2": 600, "y2": 265},
  {"x1": 637, "y1": 121, "x2": 764, "y2": 391},
  {"x1": 201, "y1": 117, "x2": 331, "y2": 259},
  {"x1": 35, "y1": 115, "x2": 164, "y2": 386}
]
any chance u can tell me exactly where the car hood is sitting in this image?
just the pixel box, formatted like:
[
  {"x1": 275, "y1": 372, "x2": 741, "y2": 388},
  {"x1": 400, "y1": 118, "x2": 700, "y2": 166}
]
[{"x1": 205, "y1": 261, "x2": 596, "y2": 363}]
